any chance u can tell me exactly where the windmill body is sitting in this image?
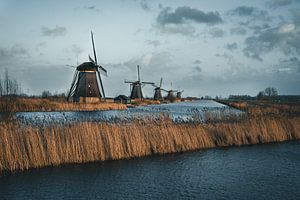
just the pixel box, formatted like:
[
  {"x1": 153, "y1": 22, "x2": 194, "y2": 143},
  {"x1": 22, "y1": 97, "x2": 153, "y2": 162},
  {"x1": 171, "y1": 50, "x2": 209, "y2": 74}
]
[
  {"x1": 130, "y1": 82, "x2": 144, "y2": 99},
  {"x1": 162, "y1": 82, "x2": 178, "y2": 101},
  {"x1": 71, "y1": 62, "x2": 101, "y2": 102},
  {"x1": 154, "y1": 88, "x2": 163, "y2": 100},
  {"x1": 125, "y1": 65, "x2": 154, "y2": 100},
  {"x1": 166, "y1": 90, "x2": 175, "y2": 100},
  {"x1": 176, "y1": 90, "x2": 184, "y2": 99},
  {"x1": 67, "y1": 32, "x2": 107, "y2": 103},
  {"x1": 153, "y1": 77, "x2": 164, "y2": 100}
]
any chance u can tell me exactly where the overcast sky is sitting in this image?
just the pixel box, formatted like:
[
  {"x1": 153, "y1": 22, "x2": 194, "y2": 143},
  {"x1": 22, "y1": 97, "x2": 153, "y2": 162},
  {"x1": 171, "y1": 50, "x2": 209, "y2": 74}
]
[{"x1": 0, "y1": 0, "x2": 300, "y2": 97}]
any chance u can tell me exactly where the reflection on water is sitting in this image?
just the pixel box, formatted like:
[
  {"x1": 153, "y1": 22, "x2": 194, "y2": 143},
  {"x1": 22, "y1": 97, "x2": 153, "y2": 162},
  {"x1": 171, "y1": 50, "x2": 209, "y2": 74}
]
[
  {"x1": 9, "y1": 100, "x2": 244, "y2": 125},
  {"x1": 1, "y1": 141, "x2": 299, "y2": 200}
]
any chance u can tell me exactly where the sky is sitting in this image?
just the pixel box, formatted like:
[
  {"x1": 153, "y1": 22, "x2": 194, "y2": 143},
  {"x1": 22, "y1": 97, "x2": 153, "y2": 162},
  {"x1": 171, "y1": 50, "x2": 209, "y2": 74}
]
[{"x1": 0, "y1": 0, "x2": 300, "y2": 98}]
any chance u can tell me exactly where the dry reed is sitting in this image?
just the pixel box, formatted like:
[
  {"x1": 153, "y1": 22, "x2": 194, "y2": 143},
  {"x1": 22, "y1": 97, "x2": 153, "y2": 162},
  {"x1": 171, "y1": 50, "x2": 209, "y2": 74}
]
[
  {"x1": 1, "y1": 116, "x2": 299, "y2": 172},
  {"x1": 0, "y1": 98, "x2": 127, "y2": 112}
]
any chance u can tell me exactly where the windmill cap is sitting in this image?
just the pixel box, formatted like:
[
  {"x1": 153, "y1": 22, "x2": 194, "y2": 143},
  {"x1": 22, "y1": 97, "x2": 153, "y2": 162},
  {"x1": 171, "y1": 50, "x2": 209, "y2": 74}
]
[{"x1": 77, "y1": 62, "x2": 98, "y2": 71}]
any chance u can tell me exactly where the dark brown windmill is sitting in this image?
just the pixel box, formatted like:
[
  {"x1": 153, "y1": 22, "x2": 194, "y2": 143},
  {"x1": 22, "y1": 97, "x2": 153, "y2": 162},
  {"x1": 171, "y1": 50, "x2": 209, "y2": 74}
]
[
  {"x1": 125, "y1": 65, "x2": 154, "y2": 99},
  {"x1": 152, "y1": 77, "x2": 164, "y2": 100},
  {"x1": 67, "y1": 32, "x2": 107, "y2": 103}
]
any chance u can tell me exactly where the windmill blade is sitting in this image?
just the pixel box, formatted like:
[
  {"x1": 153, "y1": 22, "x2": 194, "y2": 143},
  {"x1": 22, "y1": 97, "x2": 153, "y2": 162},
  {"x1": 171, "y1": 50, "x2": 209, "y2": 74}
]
[
  {"x1": 137, "y1": 65, "x2": 140, "y2": 82},
  {"x1": 152, "y1": 84, "x2": 159, "y2": 88},
  {"x1": 161, "y1": 88, "x2": 168, "y2": 92},
  {"x1": 97, "y1": 65, "x2": 107, "y2": 77},
  {"x1": 91, "y1": 31, "x2": 98, "y2": 64},
  {"x1": 159, "y1": 78, "x2": 163, "y2": 88},
  {"x1": 141, "y1": 81, "x2": 155, "y2": 85},
  {"x1": 89, "y1": 55, "x2": 95, "y2": 64},
  {"x1": 65, "y1": 64, "x2": 75, "y2": 69},
  {"x1": 125, "y1": 80, "x2": 135, "y2": 83},
  {"x1": 97, "y1": 70, "x2": 106, "y2": 100}
]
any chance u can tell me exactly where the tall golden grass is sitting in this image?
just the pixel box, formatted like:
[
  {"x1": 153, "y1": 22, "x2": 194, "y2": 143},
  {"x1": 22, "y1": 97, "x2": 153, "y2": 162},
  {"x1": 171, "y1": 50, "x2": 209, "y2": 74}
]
[
  {"x1": 0, "y1": 98, "x2": 127, "y2": 112},
  {"x1": 1, "y1": 116, "x2": 299, "y2": 172}
]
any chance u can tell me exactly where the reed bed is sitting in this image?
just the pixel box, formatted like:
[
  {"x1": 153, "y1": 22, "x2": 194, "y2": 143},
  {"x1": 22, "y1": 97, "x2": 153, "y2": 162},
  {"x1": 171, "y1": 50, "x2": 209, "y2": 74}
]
[
  {"x1": 217, "y1": 100, "x2": 300, "y2": 117},
  {"x1": 0, "y1": 98, "x2": 127, "y2": 112},
  {"x1": 1, "y1": 116, "x2": 299, "y2": 172}
]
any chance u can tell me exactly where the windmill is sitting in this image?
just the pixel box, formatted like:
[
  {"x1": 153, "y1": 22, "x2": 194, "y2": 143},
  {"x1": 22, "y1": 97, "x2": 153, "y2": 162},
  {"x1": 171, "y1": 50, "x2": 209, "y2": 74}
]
[
  {"x1": 152, "y1": 77, "x2": 164, "y2": 100},
  {"x1": 163, "y1": 82, "x2": 178, "y2": 101},
  {"x1": 176, "y1": 90, "x2": 184, "y2": 99},
  {"x1": 67, "y1": 32, "x2": 107, "y2": 103},
  {"x1": 125, "y1": 65, "x2": 154, "y2": 99}
]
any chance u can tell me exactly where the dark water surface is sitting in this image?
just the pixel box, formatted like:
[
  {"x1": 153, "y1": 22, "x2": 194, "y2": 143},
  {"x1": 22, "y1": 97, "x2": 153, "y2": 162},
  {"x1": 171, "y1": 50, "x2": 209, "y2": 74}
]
[{"x1": 1, "y1": 141, "x2": 299, "y2": 200}]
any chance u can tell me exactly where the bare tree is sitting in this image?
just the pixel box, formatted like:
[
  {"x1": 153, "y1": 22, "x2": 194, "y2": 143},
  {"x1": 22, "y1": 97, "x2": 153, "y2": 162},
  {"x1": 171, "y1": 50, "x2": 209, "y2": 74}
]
[
  {"x1": 264, "y1": 87, "x2": 278, "y2": 97},
  {"x1": 0, "y1": 76, "x2": 3, "y2": 96},
  {"x1": 4, "y1": 69, "x2": 9, "y2": 95},
  {"x1": 42, "y1": 90, "x2": 52, "y2": 98},
  {"x1": 2, "y1": 69, "x2": 21, "y2": 96},
  {"x1": 257, "y1": 91, "x2": 265, "y2": 100}
]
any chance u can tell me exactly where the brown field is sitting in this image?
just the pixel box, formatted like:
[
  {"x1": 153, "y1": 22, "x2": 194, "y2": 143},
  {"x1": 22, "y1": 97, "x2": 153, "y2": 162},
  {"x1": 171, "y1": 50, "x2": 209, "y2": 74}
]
[{"x1": 0, "y1": 97, "x2": 127, "y2": 112}]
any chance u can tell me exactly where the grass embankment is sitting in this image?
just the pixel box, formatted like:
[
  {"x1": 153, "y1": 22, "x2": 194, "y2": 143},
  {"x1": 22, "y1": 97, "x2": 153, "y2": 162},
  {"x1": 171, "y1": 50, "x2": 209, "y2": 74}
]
[
  {"x1": 1, "y1": 112, "x2": 300, "y2": 172},
  {"x1": 0, "y1": 97, "x2": 127, "y2": 112},
  {"x1": 217, "y1": 99, "x2": 300, "y2": 117}
]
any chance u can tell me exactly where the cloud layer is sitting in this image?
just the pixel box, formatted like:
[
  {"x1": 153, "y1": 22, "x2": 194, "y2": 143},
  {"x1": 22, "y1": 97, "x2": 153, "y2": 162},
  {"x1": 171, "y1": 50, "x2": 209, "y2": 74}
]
[
  {"x1": 41, "y1": 25, "x2": 67, "y2": 37},
  {"x1": 157, "y1": 6, "x2": 223, "y2": 25}
]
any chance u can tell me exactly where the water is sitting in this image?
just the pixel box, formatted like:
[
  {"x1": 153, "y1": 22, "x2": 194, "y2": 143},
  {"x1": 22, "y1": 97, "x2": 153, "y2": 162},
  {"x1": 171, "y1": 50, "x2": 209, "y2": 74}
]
[
  {"x1": 1, "y1": 141, "x2": 299, "y2": 200},
  {"x1": 5, "y1": 100, "x2": 244, "y2": 125}
]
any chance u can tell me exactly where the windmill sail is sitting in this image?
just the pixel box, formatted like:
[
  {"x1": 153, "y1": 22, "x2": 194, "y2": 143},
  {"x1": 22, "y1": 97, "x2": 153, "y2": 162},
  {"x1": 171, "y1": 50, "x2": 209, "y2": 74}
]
[{"x1": 89, "y1": 55, "x2": 95, "y2": 63}]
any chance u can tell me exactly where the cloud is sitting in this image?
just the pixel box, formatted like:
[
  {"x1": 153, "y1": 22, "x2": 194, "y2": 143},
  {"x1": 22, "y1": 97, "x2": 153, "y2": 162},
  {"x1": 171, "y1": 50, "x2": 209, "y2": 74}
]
[
  {"x1": 245, "y1": 23, "x2": 272, "y2": 34},
  {"x1": 193, "y1": 60, "x2": 202, "y2": 64},
  {"x1": 229, "y1": 6, "x2": 270, "y2": 22},
  {"x1": 82, "y1": 5, "x2": 101, "y2": 13},
  {"x1": 209, "y1": 27, "x2": 225, "y2": 38},
  {"x1": 71, "y1": 44, "x2": 84, "y2": 55},
  {"x1": 225, "y1": 43, "x2": 238, "y2": 51},
  {"x1": 145, "y1": 40, "x2": 161, "y2": 47},
  {"x1": 0, "y1": 45, "x2": 29, "y2": 65},
  {"x1": 243, "y1": 23, "x2": 300, "y2": 61},
  {"x1": 193, "y1": 66, "x2": 202, "y2": 73},
  {"x1": 153, "y1": 23, "x2": 197, "y2": 36},
  {"x1": 293, "y1": 9, "x2": 300, "y2": 26},
  {"x1": 156, "y1": 6, "x2": 223, "y2": 26},
  {"x1": 140, "y1": 0, "x2": 151, "y2": 11},
  {"x1": 215, "y1": 53, "x2": 230, "y2": 59},
  {"x1": 231, "y1": 6, "x2": 257, "y2": 16},
  {"x1": 230, "y1": 27, "x2": 247, "y2": 35},
  {"x1": 267, "y1": 0, "x2": 293, "y2": 8},
  {"x1": 41, "y1": 25, "x2": 67, "y2": 37},
  {"x1": 276, "y1": 57, "x2": 300, "y2": 72}
]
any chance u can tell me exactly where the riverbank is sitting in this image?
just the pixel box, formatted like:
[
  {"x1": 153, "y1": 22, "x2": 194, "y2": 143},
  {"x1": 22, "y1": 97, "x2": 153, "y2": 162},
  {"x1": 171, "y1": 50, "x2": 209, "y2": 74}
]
[
  {"x1": 1, "y1": 113, "x2": 299, "y2": 172},
  {"x1": 0, "y1": 97, "x2": 127, "y2": 112}
]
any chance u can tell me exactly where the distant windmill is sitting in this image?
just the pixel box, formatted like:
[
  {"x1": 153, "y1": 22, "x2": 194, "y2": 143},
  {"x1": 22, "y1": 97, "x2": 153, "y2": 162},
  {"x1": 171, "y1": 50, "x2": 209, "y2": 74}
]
[
  {"x1": 125, "y1": 65, "x2": 154, "y2": 99},
  {"x1": 176, "y1": 90, "x2": 184, "y2": 99},
  {"x1": 163, "y1": 82, "x2": 178, "y2": 101},
  {"x1": 67, "y1": 32, "x2": 107, "y2": 103},
  {"x1": 152, "y1": 77, "x2": 164, "y2": 100}
]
